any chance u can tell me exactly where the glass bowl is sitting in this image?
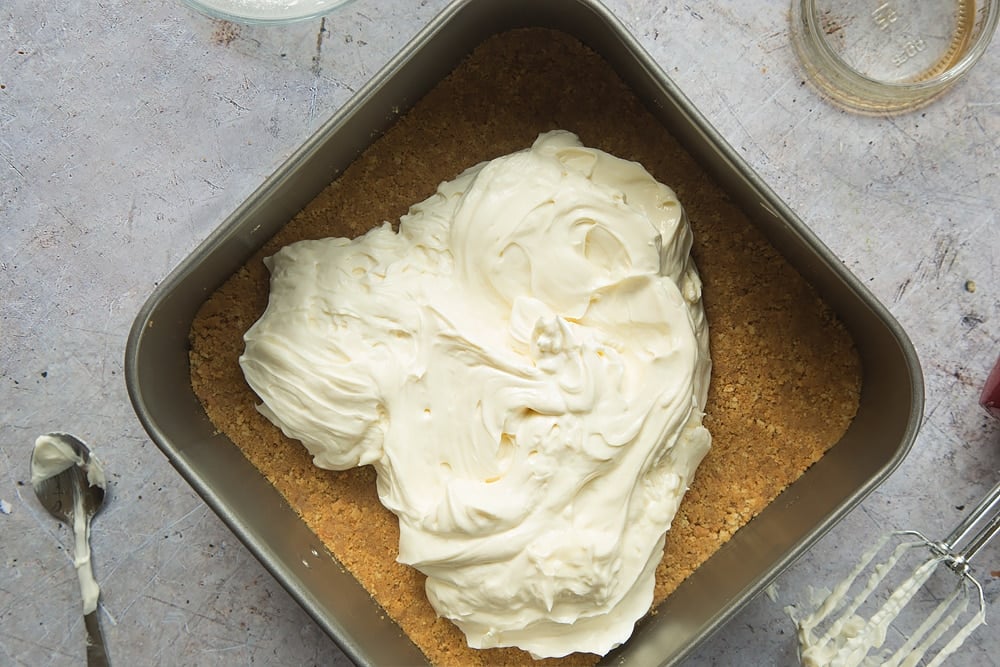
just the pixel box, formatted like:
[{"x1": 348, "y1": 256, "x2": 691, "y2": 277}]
[{"x1": 183, "y1": 0, "x2": 354, "y2": 24}]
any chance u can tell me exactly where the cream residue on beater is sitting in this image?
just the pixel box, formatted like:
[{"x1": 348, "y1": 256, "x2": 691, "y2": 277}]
[
  {"x1": 790, "y1": 534, "x2": 986, "y2": 667},
  {"x1": 240, "y1": 130, "x2": 712, "y2": 657}
]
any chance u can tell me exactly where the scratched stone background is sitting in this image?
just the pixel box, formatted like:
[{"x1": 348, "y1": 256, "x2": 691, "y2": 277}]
[{"x1": 1, "y1": 1, "x2": 998, "y2": 665}]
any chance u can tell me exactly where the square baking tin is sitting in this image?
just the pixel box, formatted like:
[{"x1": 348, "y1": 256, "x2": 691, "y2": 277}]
[{"x1": 125, "y1": 0, "x2": 924, "y2": 664}]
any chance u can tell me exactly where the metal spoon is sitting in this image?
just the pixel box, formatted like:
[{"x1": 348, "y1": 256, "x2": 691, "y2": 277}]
[{"x1": 31, "y1": 433, "x2": 110, "y2": 666}]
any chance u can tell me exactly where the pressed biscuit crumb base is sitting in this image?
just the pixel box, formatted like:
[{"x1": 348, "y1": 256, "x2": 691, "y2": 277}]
[{"x1": 189, "y1": 28, "x2": 862, "y2": 667}]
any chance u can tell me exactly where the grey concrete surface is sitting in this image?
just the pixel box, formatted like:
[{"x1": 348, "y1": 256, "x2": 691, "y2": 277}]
[{"x1": 2, "y1": 1, "x2": 998, "y2": 665}]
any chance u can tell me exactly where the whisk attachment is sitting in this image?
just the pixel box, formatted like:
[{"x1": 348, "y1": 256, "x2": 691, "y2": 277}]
[{"x1": 795, "y1": 479, "x2": 1000, "y2": 667}]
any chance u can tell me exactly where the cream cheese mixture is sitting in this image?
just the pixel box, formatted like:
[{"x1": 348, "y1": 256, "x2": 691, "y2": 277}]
[{"x1": 240, "y1": 130, "x2": 712, "y2": 657}]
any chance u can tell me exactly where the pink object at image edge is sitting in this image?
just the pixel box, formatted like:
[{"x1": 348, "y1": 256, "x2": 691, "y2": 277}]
[{"x1": 981, "y1": 355, "x2": 1000, "y2": 420}]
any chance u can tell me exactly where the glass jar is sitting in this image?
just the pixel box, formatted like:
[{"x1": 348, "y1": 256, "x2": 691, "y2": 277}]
[{"x1": 790, "y1": 0, "x2": 999, "y2": 113}]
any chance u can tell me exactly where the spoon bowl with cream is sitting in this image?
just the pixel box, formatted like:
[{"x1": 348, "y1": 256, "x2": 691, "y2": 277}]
[{"x1": 31, "y1": 432, "x2": 110, "y2": 666}]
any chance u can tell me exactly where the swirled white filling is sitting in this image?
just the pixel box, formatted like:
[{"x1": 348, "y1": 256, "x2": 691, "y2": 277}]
[{"x1": 241, "y1": 130, "x2": 712, "y2": 657}]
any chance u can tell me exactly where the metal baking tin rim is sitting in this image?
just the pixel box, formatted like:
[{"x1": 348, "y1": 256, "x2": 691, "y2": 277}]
[{"x1": 125, "y1": 0, "x2": 924, "y2": 664}]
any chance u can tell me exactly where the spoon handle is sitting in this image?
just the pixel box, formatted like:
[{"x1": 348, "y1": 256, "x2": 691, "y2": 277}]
[{"x1": 84, "y1": 611, "x2": 110, "y2": 666}]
